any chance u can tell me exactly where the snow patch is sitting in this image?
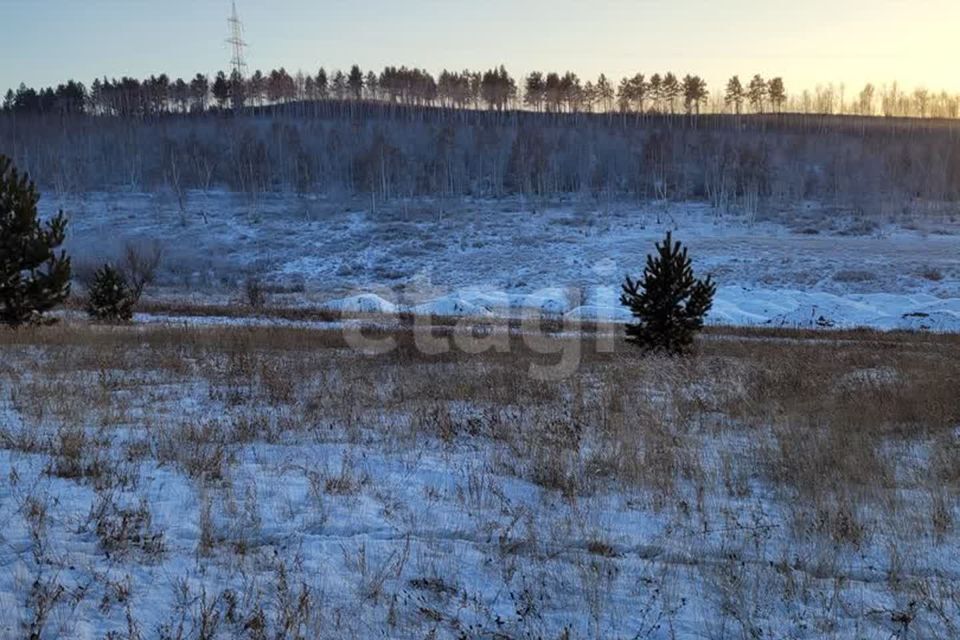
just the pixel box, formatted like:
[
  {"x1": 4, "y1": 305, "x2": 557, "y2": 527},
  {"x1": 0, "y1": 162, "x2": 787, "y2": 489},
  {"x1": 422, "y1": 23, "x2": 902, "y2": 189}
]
[
  {"x1": 321, "y1": 293, "x2": 398, "y2": 314},
  {"x1": 412, "y1": 295, "x2": 493, "y2": 318},
  {"x1": 564, "y1": 305, "x2": 632, "y2": 322},
  {"x1": 310, "y1": 286, "x2": 960, "y2": 332}
]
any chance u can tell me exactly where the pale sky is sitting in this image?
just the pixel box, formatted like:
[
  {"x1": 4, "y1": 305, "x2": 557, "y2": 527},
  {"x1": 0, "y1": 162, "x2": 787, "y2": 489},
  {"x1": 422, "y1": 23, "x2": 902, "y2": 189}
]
[{"x1": 2, "y1": 0, "x2": 958, "y2": 95}]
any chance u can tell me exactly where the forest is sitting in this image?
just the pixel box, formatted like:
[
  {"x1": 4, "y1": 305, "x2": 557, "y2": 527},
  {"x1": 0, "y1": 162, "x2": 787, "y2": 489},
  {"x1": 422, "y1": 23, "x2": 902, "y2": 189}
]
[
  {"x1": 3, "y1": 65, "x2": 960, "y2": 214},
  {"x1": 3, "y1": 106, "x2": 960, "y2": 218}
]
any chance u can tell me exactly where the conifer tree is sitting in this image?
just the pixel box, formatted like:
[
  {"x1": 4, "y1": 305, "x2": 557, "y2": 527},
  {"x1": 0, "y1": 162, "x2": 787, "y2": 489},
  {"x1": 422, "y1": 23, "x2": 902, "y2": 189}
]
[
  {"x1": 348, "y1": 65, "x2": 364, "y2": 100},
  {"x1": 0, "y1": 155, "x2": 71, "y2": 327},
  {"x1": 212, "y1": 71, "x2": 230, "y2": 109},
  {"x1": 767, "y1": 77, "x2": 787, "y2": 113},
  {"x1": 315, "y1": 68, "x2": 329, "y2": 98},
  {"x1": 86, "y1": 263, "x2": 138, "y2": 322},
  {"x1": 648, "y1": 74, "x2": 663, "y2": 111},
  {"x1": 747, "y1": 74, "x2": 768, "y2": 113},
  {"x1": 662, "y1": 73, "x2": 680, "y2": 113},
  {"x1": 725, "y1": 76, "x2": 745, "y2": 114},
  {"x1": 229, "y1": 69, "x2": 246, "y2": 111},
  {"x1": 620, "y1": 232, "x2": 715, "y2": 354}
]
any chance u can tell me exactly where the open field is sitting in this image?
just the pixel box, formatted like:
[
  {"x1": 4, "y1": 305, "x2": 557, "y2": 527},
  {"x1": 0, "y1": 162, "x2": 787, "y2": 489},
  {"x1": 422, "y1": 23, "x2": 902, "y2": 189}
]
[{"x1": 2, "y1": 319, "x2": 959, "y2": 638}]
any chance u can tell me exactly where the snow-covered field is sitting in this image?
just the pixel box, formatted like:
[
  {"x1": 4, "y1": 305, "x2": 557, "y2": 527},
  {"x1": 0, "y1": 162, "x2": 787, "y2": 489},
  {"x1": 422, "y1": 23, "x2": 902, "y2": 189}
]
[
  {"x1": 2, "y1": 323, "x2": 959, "y2": 638},
  {"x1": 5, "y1": 190, "x2": 957, "y2": 638},
  {"x1": 51, "y1": 191, "x2": 960, "y2": 331}
]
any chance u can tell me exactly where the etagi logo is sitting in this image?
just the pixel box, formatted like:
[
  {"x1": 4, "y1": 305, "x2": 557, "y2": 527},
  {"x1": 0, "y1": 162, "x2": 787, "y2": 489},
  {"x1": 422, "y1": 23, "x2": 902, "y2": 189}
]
[{"x1": 340, "y1": 261, "x2": 624, "y2": 381}]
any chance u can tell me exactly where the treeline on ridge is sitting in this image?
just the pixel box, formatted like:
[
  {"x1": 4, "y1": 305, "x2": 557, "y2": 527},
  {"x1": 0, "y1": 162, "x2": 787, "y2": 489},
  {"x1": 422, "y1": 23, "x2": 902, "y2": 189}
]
[{"x1": 5, "y1": 63, "x2": 960, "y2": 119}]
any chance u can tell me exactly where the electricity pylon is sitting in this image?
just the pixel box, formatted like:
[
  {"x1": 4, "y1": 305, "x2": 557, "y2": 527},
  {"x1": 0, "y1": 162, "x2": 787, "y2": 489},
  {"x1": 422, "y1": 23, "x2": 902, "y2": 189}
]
[{"x1": 227, "y1": 1, "x2": 247, "y2": 79}]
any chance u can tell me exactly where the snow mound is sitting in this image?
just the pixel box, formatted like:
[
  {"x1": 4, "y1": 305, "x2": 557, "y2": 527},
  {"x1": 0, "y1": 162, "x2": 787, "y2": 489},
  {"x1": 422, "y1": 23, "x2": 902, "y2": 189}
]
[
  {"x1": 322, "y1": 294, "x2": 398, "y2": 314},
  {"x1": 459, "y1": 288, "x2": 574, "y2": 316},
  {"x1": 515, "y1": 288, "x2": 574, "y2": 316},
  {"x1": 315, "y1": 286, "x2": 960, "y2": 333},
  {"x1": 457, "y1": 290, "x2": 513, "y2": 312},
  {"x1": 710, "y1": 287, "x2": 960, "y2": 331},
  {"x1": 564, "y1": 305, "x2": 632, "y2": 322},
  {"x1": 412, "y1": 295, "x2": 493, "y2": 318},
  {"x1": 767, "y1": 302, "x2": 861, "y2": 329}
]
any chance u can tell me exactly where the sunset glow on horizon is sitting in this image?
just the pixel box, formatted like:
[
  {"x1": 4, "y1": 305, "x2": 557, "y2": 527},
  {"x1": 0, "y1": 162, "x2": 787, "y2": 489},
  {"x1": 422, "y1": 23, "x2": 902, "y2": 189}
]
[{"x1": 2, "y1": 0, "x2": 958, "y2": 97}]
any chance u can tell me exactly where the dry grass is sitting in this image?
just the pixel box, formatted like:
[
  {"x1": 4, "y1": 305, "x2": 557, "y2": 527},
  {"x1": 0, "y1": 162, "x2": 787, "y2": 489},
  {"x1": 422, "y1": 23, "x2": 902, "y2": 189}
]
[
  {"x1": 1, "y1": 318, "x2": 959, "y2": 636},
  {"x1": 3, "y1": 320, "x2": 958, "y2": 496}
]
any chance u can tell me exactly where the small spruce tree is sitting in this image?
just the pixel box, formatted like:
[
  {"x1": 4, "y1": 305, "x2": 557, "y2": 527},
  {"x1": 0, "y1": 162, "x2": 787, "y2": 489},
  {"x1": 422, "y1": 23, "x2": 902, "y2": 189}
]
[
  {"x1": 620, "y1": 231, "x2": 716, "y2": 354},
  {"x1": 87, "y1": 264, "x2": 138, "y2": 322},
  {"x1": 0, "y1": 155, "x2": 72, "y2": 327}
]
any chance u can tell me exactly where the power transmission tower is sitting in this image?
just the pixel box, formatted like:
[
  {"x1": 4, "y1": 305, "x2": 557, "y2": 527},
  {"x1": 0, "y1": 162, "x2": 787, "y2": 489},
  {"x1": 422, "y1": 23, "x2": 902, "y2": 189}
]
[{"x1": 226, "y1": 1, "x2": 247, "y2": 78}]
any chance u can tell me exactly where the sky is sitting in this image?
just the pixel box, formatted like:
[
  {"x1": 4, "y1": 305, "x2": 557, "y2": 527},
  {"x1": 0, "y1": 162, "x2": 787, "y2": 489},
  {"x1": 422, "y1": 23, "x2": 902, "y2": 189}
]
[{"x1": 2, "y1": 0, "x2": 958, "y2": 96}]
